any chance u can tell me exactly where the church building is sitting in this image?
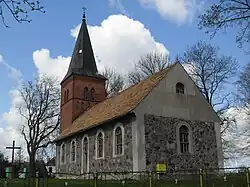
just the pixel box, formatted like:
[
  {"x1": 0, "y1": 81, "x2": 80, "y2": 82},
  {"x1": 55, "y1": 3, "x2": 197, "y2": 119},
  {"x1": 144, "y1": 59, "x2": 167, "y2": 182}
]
[{"x1": 55, "y1": 15, "x2": 224, "y2": 174}]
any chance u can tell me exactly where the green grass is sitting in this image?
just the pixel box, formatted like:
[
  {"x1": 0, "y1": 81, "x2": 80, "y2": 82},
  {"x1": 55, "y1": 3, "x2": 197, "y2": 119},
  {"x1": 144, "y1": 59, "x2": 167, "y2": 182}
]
[{"x1": 0, "y1": 175, "x2": 248, "y2": 187}]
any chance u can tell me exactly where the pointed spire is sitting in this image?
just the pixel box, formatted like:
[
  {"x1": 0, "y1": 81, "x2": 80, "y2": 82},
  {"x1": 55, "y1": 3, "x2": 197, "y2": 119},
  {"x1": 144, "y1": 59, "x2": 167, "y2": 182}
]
[{"x1": 61, "y1": 11, "x2": 106, "y2": 84}]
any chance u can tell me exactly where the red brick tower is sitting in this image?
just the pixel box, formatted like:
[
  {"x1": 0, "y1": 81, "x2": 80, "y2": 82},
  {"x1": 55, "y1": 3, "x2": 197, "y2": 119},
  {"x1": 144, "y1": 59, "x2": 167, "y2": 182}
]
[{"x1": 60, "y1": 14, "x2": 107, "y2": 134}]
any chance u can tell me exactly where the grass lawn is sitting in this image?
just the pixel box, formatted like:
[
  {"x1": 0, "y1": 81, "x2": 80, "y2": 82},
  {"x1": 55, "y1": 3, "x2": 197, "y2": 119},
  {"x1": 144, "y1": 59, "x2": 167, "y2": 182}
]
[{"x1": 0, "y1": 175, "x2": 248, "y2": 187}]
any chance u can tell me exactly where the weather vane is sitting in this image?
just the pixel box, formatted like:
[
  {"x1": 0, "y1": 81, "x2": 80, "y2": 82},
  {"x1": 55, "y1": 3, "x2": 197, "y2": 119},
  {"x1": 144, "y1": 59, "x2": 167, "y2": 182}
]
[{"x1": 82, "y1": 7, "x2": 86, "y2": 20}]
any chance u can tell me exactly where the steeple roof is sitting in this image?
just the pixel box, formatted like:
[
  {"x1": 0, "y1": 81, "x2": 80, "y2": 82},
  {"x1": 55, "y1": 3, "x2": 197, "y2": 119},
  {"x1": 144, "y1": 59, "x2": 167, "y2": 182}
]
[{"x1": 61, "y1": 15, "x2": 106, "y2": 84}]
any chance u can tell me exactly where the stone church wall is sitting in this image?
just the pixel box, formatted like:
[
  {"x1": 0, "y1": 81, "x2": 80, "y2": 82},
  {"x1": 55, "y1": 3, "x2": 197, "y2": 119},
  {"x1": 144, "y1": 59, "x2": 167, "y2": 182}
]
[
  {"x1": 57, "y1": 115, "x2": 134, "y2": 174},
  {"x1": 144, "y1": 114, "x2": 218, "y2": 171}
]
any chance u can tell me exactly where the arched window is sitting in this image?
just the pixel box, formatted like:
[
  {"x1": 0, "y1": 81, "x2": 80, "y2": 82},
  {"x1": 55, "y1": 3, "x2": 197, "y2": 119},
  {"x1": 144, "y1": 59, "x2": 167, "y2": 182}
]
[
  {"x1": 66, "y1": 89, "x2": 69, "y2": 100},
  {"x1": 176, "y1": 82, "x2": 184, "y2": 94},
  {"x1": 96, "y1": 131, "x2": 104, "y2": 159},
  {"x1": 71, "y1": 140, "x2": 76, "y2": 162},
  {"x1": 84, "y1": 87, "x2": 89, "y2": 100},
  {"x1": 61, "y1": 144, "x2": 65, "y2": 163},
  {"x1": 113, "y1": 125, "x2": 124, "y2": 156},
  {"x1": 64, "y1": 89, "x2": 69, "y2": 103},
  {"x1": 179, "y1": 125, "x2": 189, "y2": 153},
  {"x1": 90, "y1": 88, "x2": 95, "y2": 101},
  {"x1": 82, "y1": 136, "x2": 89, "y2": 172},
  {"x1": 64, "y1": 90, "x2": 67, "y2": 103}
]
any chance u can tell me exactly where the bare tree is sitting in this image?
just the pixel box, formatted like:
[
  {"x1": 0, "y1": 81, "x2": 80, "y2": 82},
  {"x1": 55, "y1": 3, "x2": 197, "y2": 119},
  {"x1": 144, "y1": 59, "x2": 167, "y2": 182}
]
[
  {"x1": 15, "y1": 147, "x2": 26, "y2": 163},
  {"x1": 0, "y1": 151, "x2": 9, "y2": 163},
  {"x1": 0, "y1": 0, "x2": 45, "y2": 27},
  {"x1": 17, "y1": 75, "x2": 60, "y2": 176},
  {"x1": 235, "y1": 62, "x2": 250, "y2": 156},
  {"x1": 181, "y1": 41, "x2": 238, "y2": 134},
  {"x1": 198, "y1": 0, "x2": 250, "y2": 51},
  {"x1": 101, "y1": 67, "x2": 125, "y2": 97},
  {"x1": 128, "y1": 52, "x2": 169, "y2": 85},
  {"x1": 36, "y1": 143, "x2": 56, "y2": 162},
  {"x1": 237, "y1": 61, "x2": 250, "y2": 115}
]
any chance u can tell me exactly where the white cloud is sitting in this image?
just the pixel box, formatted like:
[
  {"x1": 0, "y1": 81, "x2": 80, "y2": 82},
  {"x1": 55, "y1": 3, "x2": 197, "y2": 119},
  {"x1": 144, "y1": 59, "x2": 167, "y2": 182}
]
[
  {"x1": 108, "y1": 0, "x2": 128, "y2": 16},
  {"x1": 108, "y1": 0, "x2": 205, "y2": 25},
  {"x1": 140, "y1": 0, "x2": 205, "y2": 24},
  {"x1": 33, "y1": 49, "x2": 71, "y2": 81},
  {"x1": 0, "y1": 54, "x2": 24, "y2": 157},
  {"x1": 0, "y1": 54, "x2": 22, "y2": 85},
  {"x1": 71, "y1": 14, "x2": 168, "y2": 75},
  {"x1": 223, "y1": 107, "x2": 250, "y2": 167},
  {"x1": 33, "y1": 15, "x2": 168, "y2": 80}
]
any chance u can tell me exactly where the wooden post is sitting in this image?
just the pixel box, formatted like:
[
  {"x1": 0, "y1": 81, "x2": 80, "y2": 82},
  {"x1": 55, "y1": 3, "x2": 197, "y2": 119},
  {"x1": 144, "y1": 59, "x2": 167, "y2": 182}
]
[
  {"x1": 246, "y1": 168, "x2": 250, "y2": 187},
  {"x1": 149, "y1": 171, "x2": 152, "y2": 187},
  {"x1": 94, "y1": 172, "x2": 98, "y2": 187},
  {"x1": 199, "y1": 169, "x2": 203, "y2": 187}
]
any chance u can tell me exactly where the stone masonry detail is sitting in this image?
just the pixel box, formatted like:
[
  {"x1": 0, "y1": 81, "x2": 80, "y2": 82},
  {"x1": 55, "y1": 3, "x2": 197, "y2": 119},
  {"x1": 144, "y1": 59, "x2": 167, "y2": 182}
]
[
  {"x1": 144, "y1": 114, "x2": 218, "y2": 171},
  {"x1": 57, "y1": 116, "x2": 133, "y2": 173}
]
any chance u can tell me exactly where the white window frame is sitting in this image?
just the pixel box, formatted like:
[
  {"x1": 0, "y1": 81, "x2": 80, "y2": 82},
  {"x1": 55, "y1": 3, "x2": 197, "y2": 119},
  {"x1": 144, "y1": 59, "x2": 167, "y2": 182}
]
[
  {"x1": 81, "y1": 135, "x2": 89, "y2": 173},
  {"x1": 176, "y1": 122, "x2": 192, "y2": 154},
  {"x1": 70, "y1": 139, "x2": 77, "y2": 163},
  {"x1": 112, "y1": 123, "x2": 125, "y2": 157},
  {"x1": 95, "y1": 129, "x2": 105, "y2": 159},
  {"x1": 60, "y1": 143, "x2": 66, "y2": 165}
]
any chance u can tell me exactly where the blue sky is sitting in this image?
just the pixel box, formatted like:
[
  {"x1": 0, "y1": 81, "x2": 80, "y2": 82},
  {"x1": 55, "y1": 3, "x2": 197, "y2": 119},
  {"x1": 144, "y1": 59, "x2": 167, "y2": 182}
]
[{"x1": 0, "y1": 0, "x2": 249, "y2": 157}]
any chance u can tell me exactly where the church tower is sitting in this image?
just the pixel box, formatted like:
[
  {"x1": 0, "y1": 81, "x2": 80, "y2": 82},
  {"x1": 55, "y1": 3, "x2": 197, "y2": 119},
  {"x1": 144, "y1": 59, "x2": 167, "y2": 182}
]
[{"x1": 60, "y1": 14, "x2": 107, "y2": 133}]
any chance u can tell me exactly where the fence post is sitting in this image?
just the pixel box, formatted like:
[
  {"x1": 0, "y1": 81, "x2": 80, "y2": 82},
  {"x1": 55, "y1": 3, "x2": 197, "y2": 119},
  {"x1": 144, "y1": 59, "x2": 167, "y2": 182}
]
[
  {"x1": 199, "y1": 169, "x2": 203, "y2": 187},
  {"x1": 149, "y1": 171, "x2": 152, "y2": 187},
  {"x1": 94, "y1": 172, "x2": 98, "y2": 187},
  {"x1": 246, "y1": 168, "x2": 250, "y2": 187},
  {"x1": 35, "y1": 171, "x2": 39, "y2": 187}
]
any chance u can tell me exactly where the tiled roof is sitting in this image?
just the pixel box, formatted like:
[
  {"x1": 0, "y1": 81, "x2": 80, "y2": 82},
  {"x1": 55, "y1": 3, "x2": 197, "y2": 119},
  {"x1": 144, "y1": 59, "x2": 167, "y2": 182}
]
[{"x1": 59, "y1": 63, "x2": 176, "y2": 139}]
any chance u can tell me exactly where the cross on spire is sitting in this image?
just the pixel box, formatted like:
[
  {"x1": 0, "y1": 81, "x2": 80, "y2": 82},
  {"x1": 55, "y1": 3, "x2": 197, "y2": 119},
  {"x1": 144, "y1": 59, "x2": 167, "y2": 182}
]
[{"x1": 82, "y1": 7, "x2": 86, "y2": 20}]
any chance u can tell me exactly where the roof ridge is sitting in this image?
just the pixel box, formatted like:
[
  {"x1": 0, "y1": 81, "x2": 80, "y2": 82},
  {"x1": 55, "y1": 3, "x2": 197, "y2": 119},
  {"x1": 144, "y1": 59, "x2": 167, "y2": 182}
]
[{"x1": 110, "y1": 62, "x2": 177, "y2": 97}]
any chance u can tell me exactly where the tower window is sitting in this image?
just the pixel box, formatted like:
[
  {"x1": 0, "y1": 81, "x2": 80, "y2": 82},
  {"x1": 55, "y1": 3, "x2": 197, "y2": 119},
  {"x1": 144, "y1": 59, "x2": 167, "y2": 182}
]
[
  {"x1": 64, "y1": 89, "x2": 69, "y2": 103},
  {"x1": 176, "y1": 82, "x2": 184, "y2": 94},
  {"x1": 84, "y1": 87, "x2": 89, "y2": 100},
  {"x1": 64, "y1": 91, "x2": 67, "y2": 102},
  {"x1": 90, "y1": 88, "x2": 95, "y2": 101}
]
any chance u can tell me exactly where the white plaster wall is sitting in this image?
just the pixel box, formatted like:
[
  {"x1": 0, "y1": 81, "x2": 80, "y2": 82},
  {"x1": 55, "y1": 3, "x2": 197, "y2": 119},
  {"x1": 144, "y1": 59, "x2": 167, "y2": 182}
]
[
  {"x1": 215, "y1": 122, "x2": 224, "y2": 168},
  {"x1": 132, "y1": 63, "x2": 222, "y2": 170},
  {"x1": 135, "y1": 63, "x2": 220, "y2": 122}
]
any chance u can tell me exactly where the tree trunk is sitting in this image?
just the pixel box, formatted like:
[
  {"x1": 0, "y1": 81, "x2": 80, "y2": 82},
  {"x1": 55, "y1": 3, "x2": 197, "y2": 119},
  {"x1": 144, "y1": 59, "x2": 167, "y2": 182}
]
[{"x1": 29, "y1": 153, "x2": 36, "y2": 177}]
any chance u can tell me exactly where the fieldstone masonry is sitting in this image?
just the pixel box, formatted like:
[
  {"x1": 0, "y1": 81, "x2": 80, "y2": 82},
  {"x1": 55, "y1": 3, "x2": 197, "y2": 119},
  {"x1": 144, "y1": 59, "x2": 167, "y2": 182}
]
[
  {"x1": 144, "y1": 114, "x2": 218, "y2": 171},
  {"x1": 57, "y1": 116, "x2": 133, "y2": 174}
]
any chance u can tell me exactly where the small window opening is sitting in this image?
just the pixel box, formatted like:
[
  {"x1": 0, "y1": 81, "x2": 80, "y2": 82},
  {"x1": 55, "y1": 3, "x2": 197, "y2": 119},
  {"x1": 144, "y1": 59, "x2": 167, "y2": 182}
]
[
  {"x1": 176, "y1": 82, "x2": 184, "y2": 94},
  {"x1": 84, "y1": 87, "x2": 89, "y2": 100},
  {"x1": 90, "y1": 88, "x2": 95, "y2": 101}
]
